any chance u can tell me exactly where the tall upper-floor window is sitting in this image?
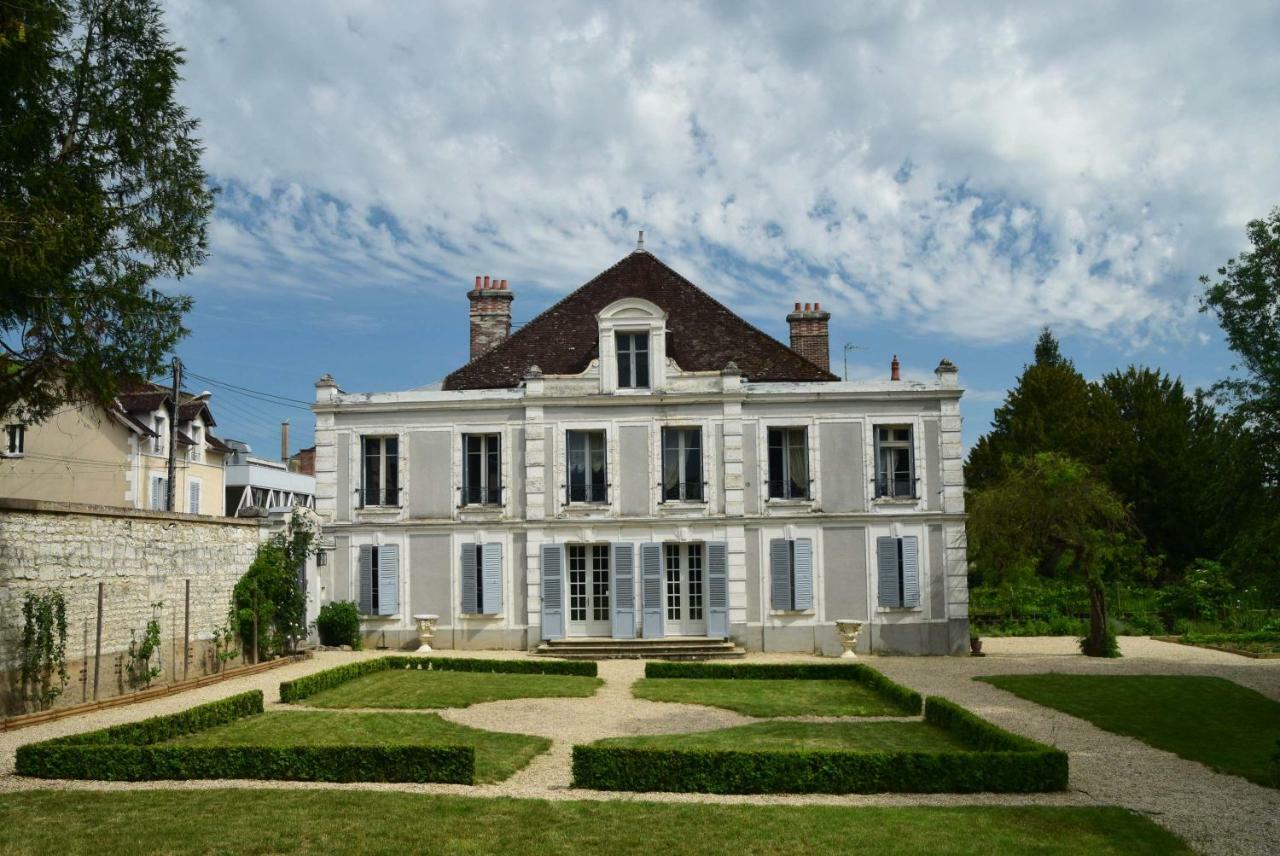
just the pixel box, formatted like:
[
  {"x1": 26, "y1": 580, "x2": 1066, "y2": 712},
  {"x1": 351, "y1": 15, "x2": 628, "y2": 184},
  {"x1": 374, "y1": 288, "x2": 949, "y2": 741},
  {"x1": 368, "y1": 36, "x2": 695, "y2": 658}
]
[
  {"x1": 616, "y1": 332, "x2": 650, "y2": 389},
  {"x1": 3, "y1": 424, "x2": 24, "y2": 457},
  {"x1": 462, "y1": 433, "x2": 501, "y2": 505},
  {"x1": 362, "y1": 436, "x2": 400, "y2": 507},
  {"x1": 189, "y1": 425, "x2": 203, "y2": 463},
  {"x1": 767, "y1": 427, "x2": 809, "y2": 500},
  {"x1": 875, "y1": 426, "x2": 914, "y2": 499},
  {"x1": 566, "y1": 430, "x2": 607, "y2": 503},
  {"x1": 153, "y1": 416, "x2": 165, "y2": 453},
  {"x1": 662, "y1": 427, "x2": 703, "y2": 502}
]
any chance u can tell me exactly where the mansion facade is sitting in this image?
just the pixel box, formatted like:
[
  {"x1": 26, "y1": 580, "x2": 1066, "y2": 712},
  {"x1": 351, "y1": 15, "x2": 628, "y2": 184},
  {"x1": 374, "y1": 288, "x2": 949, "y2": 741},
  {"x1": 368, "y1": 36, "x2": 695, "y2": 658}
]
[{"x1": 312, "y1": 249, "x2": 969, "y2": 654}]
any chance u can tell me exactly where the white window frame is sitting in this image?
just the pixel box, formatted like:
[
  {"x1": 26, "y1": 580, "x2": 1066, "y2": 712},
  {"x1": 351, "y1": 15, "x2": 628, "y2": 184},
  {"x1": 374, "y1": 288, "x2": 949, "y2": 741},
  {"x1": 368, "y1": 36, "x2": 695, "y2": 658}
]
[
  {"x1": 153, "y1": 415, "x2": 165, "y2": 454},
  {"x1": 660, "y1": 426, "x2": 704, "y2": 503},
  {"x1": 461, "y1": 432, "x2": 502, "y2": 506},
  {"x1": 766, "y1": 426, "x2": 811, "y2": 501},
  {"x1": 874, "y1": 424, "x2": 915, "y2": 500},
  {"x1": 3, "y1": 424, "x2": 24, "y2": 457},
  {"x1": 361, "y1": 435, "x2": 400, "y2": 508},
  {"x1": 596, "y1": 298, "x2": 667, "y2": 394},
  {"x1": 565, "y1": 429, "x2": 609, "y2": 505},
  {"x1": 615, "y1": 331, "x2": 651, "y2": 389},
  {"x1": 189, "y1": 424, "x2": 203, "y2": 463}
]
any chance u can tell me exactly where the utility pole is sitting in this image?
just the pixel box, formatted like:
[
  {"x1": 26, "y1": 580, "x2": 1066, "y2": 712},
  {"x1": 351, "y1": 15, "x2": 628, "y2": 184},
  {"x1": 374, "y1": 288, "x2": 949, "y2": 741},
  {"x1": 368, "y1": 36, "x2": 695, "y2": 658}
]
[
  {"x1": 166, "y1": 356, "x2": 182, "y2": 512},
  {"x1": 842, "y1": 343, "x2": 867, "y2": 381}
]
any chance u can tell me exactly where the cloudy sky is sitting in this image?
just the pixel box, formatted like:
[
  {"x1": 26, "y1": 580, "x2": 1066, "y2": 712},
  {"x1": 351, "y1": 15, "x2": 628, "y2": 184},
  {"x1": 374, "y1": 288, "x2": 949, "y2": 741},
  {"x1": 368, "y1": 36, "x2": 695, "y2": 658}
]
[{"x1": 159, "y1": 0, "x2": 1280, "y2": 457}]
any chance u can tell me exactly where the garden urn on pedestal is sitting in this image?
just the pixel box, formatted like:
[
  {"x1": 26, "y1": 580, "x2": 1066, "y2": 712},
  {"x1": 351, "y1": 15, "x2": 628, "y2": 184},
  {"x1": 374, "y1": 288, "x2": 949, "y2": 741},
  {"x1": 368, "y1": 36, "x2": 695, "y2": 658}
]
[
  {"x1": 835, "y1": 619, "x2": 863, "y2": 659},
  {"x1": 412, "y1": 614, "x2": 439, "y2": 651}
]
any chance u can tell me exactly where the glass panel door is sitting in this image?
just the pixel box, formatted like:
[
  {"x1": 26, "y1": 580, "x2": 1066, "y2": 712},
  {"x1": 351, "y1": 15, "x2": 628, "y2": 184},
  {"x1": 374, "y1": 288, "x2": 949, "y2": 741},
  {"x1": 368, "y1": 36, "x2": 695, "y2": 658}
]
[
  {"x1": 662, "y1": 543, "x2": 708, "y2": 637},
  {"x1": 566, "y1": 544, "x2": 611, "y2": 636}
]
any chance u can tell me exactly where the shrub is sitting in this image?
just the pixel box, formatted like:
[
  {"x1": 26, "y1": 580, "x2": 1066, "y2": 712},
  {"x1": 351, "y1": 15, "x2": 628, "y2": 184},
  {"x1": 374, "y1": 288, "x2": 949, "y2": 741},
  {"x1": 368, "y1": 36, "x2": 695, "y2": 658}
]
[
  {"x1": 643, "y1": 661, "x2": 922, "y2": 715},
  {"x1": 14, "y1": 689, "x2": 474, "y2": 784},
  {"x1": 315, "y1": 601, "x2": 362, "y2": 648},
  {"x1": 279, "y1": 656, "x2": 598, "y2": 703},
  {"x1": 572, "y1": 696, "x2": 1067, "y2": 795}
]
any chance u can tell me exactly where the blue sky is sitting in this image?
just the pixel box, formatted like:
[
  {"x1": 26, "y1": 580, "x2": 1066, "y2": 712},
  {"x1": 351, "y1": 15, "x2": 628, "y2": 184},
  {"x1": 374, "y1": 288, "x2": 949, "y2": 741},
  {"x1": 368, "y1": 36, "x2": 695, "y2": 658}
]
[{"x1": 158, "y1": 1, "x2": 1279, "y2": 458}]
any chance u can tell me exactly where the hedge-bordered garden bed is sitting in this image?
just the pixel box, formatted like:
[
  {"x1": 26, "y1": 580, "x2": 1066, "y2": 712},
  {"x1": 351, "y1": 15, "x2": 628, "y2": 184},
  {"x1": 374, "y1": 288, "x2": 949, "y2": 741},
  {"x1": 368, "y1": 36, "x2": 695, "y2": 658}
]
[
  {"x1": 14, "y1": 691, "x2": 474, "y2": 784},
  {"x1": 642, "y1": 660, "x2": 923, "y2": 715},
  {"x1": 571, "y1": 695, "x2": 1067, "y2": 794},
  {"x1": 279, "y1": 656, "x2": 598, "y2": 703}
]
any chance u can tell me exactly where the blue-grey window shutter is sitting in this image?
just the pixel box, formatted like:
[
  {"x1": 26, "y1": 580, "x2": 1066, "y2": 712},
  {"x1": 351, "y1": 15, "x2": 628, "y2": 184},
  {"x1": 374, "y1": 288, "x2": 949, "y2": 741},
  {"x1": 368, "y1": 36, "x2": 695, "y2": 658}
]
[
  {"x1": 769, "y1": 538, "x2": 792, "y2": 610},
  {"x1": 640, "y1": 542, "x2": 664, "y2": 638},
  {"x1": 706, "y1": 541, "x2": 729, "y2": 638},
  {"x1": 358, "y1": 545, "x2": 374, "y2": 615},
  {"x1": 377, "y1": 544, "x2": 399, "y2": 616},
  {"x1": 481, "y1": 542, "x2": 503, "y2": 614},
  {"x1": 540, "y1": 543, "x2": 564, "y2": 640},
  {"x1": 877, "y1": 536, "x2": 900, "y2": 607},
  {"x1": 792, "y1": 537, "x2": 813, "y2": 611},
  {"x1": 901, "y1": 535, "x2": 920, "y2": 608},
  {"x1": 460, "y1": 544, "x2": 478, "y2": 614},
  {"x1": 612, "y1": 542, "x2": 636, "y2": 639}
]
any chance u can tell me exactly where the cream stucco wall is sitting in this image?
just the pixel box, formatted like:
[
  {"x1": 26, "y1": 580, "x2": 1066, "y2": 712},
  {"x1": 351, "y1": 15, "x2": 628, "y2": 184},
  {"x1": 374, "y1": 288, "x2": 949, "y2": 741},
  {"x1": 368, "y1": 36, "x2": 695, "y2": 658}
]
[{"x1": 0, "y1": 404, "x2": 132, "y2": 506}]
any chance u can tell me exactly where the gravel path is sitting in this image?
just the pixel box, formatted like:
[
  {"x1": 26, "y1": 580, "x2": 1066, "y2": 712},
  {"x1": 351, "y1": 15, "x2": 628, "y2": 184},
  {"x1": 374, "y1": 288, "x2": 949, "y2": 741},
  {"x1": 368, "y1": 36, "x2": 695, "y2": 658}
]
[{"x1": 2, "y1": 637, "x2": 1277, "y2": 856}]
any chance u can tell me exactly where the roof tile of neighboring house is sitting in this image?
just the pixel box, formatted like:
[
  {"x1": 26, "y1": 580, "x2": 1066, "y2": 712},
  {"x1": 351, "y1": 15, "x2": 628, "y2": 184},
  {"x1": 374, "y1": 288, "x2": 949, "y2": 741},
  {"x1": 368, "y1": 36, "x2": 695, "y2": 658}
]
[{"x1": 441, "y1": 251, "x2": 838, "y2": 390}]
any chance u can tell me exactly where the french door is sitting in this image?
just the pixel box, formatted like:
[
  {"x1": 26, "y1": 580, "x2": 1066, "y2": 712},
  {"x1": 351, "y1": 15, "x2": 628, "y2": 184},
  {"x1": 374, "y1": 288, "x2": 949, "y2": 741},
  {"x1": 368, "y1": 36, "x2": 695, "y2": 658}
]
[
  {"x1": 663, "y1": 543, "x2": 707, "y2": 636},
  {"x1": 567, "y1": 544, "x2": 611, "y2": 636}
]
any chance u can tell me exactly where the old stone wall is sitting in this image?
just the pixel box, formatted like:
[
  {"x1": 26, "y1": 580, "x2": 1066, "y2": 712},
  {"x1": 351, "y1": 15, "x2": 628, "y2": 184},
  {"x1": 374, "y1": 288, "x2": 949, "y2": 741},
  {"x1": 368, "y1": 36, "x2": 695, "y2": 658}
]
[{"x1": 0, "y1": 499, "x2": 262, "y2": 715}]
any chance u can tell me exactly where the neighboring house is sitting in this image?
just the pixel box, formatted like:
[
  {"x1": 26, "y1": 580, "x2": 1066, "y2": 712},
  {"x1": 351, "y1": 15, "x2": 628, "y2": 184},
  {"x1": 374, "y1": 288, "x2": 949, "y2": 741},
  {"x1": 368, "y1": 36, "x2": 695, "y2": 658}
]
[
  {"x1": 312, "y1": 249, "x2": 969, "y2": 654},
  {"x1": 289, "y1": 445, "x2": 316, "y2": 476},
  {"x1": 0, "y1": 383, "x2": 232, "y2": 515},
  {"x1": 224, "y1": 439, "x2": 316, "y2": 516}
]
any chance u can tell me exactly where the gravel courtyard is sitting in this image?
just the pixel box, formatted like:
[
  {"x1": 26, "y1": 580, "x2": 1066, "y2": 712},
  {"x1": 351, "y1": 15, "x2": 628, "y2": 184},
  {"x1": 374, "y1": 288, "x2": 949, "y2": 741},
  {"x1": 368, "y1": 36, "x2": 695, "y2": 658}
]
[{"x1": 2, "y1": 637, "x2": 1276, "y2": 856}]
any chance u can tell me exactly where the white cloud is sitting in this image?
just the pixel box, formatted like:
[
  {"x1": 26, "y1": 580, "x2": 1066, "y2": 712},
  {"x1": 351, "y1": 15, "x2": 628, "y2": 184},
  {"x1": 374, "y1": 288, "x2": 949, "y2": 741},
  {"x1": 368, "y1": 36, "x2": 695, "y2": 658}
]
[{"x1": 164, "y1": 0, "x2": 1280, "y2": 345}]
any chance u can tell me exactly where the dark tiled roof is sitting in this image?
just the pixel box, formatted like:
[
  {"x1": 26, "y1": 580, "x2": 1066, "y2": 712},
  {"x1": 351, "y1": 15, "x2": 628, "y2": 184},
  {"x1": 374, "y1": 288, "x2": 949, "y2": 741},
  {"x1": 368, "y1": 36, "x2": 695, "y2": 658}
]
[
  {"x1": 117, "y1": 390, "x2": 169, "y2": 414},
  {"x1": 442, "y1": 251, "x2": 837, "y2": 390},
  {"x1": 205, "y1": 434, "x2": 234, "y2": 454}
]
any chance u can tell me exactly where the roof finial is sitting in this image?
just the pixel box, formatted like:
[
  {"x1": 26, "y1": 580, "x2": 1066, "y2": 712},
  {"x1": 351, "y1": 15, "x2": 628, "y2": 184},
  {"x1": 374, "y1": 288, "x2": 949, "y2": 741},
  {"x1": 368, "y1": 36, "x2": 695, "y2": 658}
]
[{"x1": 636, "y1": 229, "x2": 645, "y2": 252}]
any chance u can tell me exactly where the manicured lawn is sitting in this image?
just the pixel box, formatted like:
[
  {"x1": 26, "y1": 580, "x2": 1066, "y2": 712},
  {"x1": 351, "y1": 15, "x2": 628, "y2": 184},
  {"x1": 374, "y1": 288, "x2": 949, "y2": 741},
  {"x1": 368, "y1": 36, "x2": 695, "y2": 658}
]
[
  {"x1": 297, "y1": 668, "x2": 602, "y2": 709},
  {"x1": 632, "y1": 677, "x2": 907, "y2": 717},
  {"x1": 162, "y1": 710, "x2": 549, "y2": 783},
  {"x1": 0, "y1": 790, "x2": 1193, "y2": 855},
  {"x1": 592, "y1": 720, "x2": 970, "y2": 753},
  {"x1": 979, "y1": 674, "x2": 1280, "y2": 788}
]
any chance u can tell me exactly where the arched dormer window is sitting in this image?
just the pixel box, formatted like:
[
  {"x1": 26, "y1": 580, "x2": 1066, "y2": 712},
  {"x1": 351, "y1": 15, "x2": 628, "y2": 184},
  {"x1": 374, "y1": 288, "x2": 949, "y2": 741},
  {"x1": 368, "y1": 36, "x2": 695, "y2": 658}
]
[{"x1": 596, "y1": 297, "x2": 667, "y2": 393}]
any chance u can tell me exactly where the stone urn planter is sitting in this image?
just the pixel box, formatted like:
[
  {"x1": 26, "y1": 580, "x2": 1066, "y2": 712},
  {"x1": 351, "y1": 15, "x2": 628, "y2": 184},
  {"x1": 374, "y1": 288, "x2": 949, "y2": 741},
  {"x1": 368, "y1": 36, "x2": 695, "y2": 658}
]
[
  {"x1": 412, "y1": 614, "x2": 439, "y2": 652},
  {"x1": 969, "y1": 634, "x2": 985, "y2": 657},
  {"x1": 835, "y1": 619, "x2": 863, "y2": 659}
]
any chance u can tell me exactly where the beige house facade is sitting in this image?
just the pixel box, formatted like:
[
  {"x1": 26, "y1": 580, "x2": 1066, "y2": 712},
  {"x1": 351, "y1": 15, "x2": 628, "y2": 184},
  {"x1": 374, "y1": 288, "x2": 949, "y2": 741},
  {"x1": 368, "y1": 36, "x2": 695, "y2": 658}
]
[{"x1": 0, "y1": 385, "x2": 232, "y2": 516}]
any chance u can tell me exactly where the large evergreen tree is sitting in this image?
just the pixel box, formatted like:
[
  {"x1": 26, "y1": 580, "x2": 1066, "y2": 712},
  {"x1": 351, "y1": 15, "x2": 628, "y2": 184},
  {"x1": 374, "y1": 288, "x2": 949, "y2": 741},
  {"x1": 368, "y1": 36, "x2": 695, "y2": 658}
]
[
  {"x1": 965, "y1": 328, "x2": 1114, "y2": 490},
  {"x1": 0, "y1": 0, "x2": 213, "y2": 422}
]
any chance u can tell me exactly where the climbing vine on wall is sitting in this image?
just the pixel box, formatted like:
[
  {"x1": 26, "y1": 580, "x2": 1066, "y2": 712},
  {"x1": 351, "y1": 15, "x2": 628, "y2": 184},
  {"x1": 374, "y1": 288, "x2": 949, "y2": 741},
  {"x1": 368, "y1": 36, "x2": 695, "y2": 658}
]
[
  {"x1": 126, "y1": 603, "x2": 164, "y2": 689},
  {"x1": 19, "y1": 590, "x2": 69, "y2": 711}
]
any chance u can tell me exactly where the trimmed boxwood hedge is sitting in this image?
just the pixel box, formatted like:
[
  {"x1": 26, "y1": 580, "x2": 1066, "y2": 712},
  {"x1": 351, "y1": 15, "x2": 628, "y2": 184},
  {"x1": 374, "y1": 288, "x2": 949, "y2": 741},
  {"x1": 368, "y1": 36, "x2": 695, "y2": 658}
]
[
  {"x1": 643, "y1": 661, "x2": 922, "y2": 715},
  {"x1": 571, "y1": 695, "x2": 1067, "y2": 794},
  {"x1": 14, "y1": 690, "x2": 474, "y2": 784},
  {"x1": 279, "y1": 655, "x2": 597, "y2": 703}
]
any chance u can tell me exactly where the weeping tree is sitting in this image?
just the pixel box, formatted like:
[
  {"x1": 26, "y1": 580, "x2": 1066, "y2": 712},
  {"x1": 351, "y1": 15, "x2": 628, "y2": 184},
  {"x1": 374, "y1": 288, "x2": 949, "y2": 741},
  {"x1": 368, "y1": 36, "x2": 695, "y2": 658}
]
[{"x1": 968, "y1": 453, "x2": 1152, "y2": 657}]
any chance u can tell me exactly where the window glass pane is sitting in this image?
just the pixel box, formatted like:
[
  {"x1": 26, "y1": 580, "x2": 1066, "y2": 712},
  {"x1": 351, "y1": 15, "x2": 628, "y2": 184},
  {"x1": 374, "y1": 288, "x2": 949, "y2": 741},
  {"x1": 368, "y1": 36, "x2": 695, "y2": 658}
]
[
  {"x1": 385, "y1": 441, "x2": 399, "y2": 502},
  {"x1": 589, "y1": 432, "x2": 606, "y2": 499},
  {"x1": 363, "y1": 438, "x2": 380, "y2": 505},
  {"x1": 662, "y1": 431, "x2": 680, "y2": 500},
  {"x1": 684, "y1": 432, "x2": 702, "y2": 500},
  {"x1": 618, "y1": 339, "x2": 632, "y2": 387},
  {"x1": 634, "y1": 334, "x2": 649, "y2": 387},
  {"x1": 567, "y1": 432, "x2": 586, "y2": 501},
  {"x1": 568, "y1": 545, "x2": 586, "y2": 621},
  {"x1": 894, "y1": 428, "x2": 910, "y2": 442},
  {"x1": 767, "y1": 429, "x2": 784, "y2": 498},
  {"x1": 486, "y1": 437, "x2": 501, "y2": 504},
  {"x1": 787, "y1": 428, "x2": 808, "y2": 499},
  {"x1": 665, "y1": 544, "x2": 681, "y2": 620},
  {"x1": 688, "y1": 544, "x2": 704, "y2": 620}
]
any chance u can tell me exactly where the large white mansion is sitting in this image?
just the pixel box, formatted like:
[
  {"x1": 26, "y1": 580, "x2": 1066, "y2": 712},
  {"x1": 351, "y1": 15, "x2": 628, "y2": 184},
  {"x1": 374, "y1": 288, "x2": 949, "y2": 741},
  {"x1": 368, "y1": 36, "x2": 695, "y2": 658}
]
[{"x1": 312, "y1": 248, "x2": 969, "y2": 654}]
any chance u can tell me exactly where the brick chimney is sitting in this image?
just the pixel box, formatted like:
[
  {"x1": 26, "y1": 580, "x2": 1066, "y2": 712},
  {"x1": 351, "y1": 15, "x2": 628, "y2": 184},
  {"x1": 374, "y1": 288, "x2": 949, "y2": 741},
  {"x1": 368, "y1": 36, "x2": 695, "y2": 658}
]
[
  {"x1": 468, "y1": 275, "x2": 514, "y2": 361},
  {"x1": 891, "y1": 354, "x2": 901, "y2": 381},
  {"x1": 786, "y1": 301, "x2": 832, "y2": 372}
]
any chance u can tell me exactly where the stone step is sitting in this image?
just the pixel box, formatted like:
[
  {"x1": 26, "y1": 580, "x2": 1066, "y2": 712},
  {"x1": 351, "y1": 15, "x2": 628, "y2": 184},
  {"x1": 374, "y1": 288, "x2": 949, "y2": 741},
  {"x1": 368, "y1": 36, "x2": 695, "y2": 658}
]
[
  {"x1": 535, "y1": 648, "x2": 746, "y2": 661},
  {"x1": 534, "y1": 638, "x2": 747, "y2": 660}
]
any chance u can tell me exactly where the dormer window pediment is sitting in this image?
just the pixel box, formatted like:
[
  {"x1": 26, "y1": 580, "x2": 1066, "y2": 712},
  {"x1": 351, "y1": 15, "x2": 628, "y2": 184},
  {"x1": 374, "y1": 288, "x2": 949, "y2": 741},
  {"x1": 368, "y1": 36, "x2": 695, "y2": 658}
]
[{"x1": 596, "y1": 297, "x2": 668, "y2": 394}]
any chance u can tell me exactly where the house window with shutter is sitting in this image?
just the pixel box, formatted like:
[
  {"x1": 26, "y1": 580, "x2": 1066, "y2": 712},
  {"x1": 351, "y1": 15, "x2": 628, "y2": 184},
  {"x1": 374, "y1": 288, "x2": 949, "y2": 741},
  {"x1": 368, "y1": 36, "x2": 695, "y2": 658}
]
[
  {"x1": 876, "y1": 535, "x2": 921, "y2": 608},
  {"x1": 359, "y1": 544, "x2": 400, "y2": 616},
  {"x1": 875, "y1": 426, "x2": 915, "y2": 498},
  {"x1": 768, "y1": 537, "x2": 814, "y2": 611},
  {"x1": 767, "y1": 427, "x2": 810, "y2": 500},
  {"x1": 189, "y1": 425, "x2": 203, "y2": 463},
  {"x1": 616, "y1": 332, "x2": 650, "y2": 389},
  {"x1": 460, "y1": 542, "x2": 504, "y2": 615},
  {"x1": 188, "y1": 478, "x2": 202, "y2": 514},
  {"x1": 661, "y1": 427, "x2": 703, "y2": 501},
  {"x1": 153, "y1": 416, "x2": 165, "y2": 453},
  {"x1": 361, "y1": 436, "x2": 400, "y2": 507},
  {"x1": 462, "y1": 434, "x2": 501, "y2": 505},
  {"x1": 150, "y1": 475, "x2": 168, "y2": 511}
]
